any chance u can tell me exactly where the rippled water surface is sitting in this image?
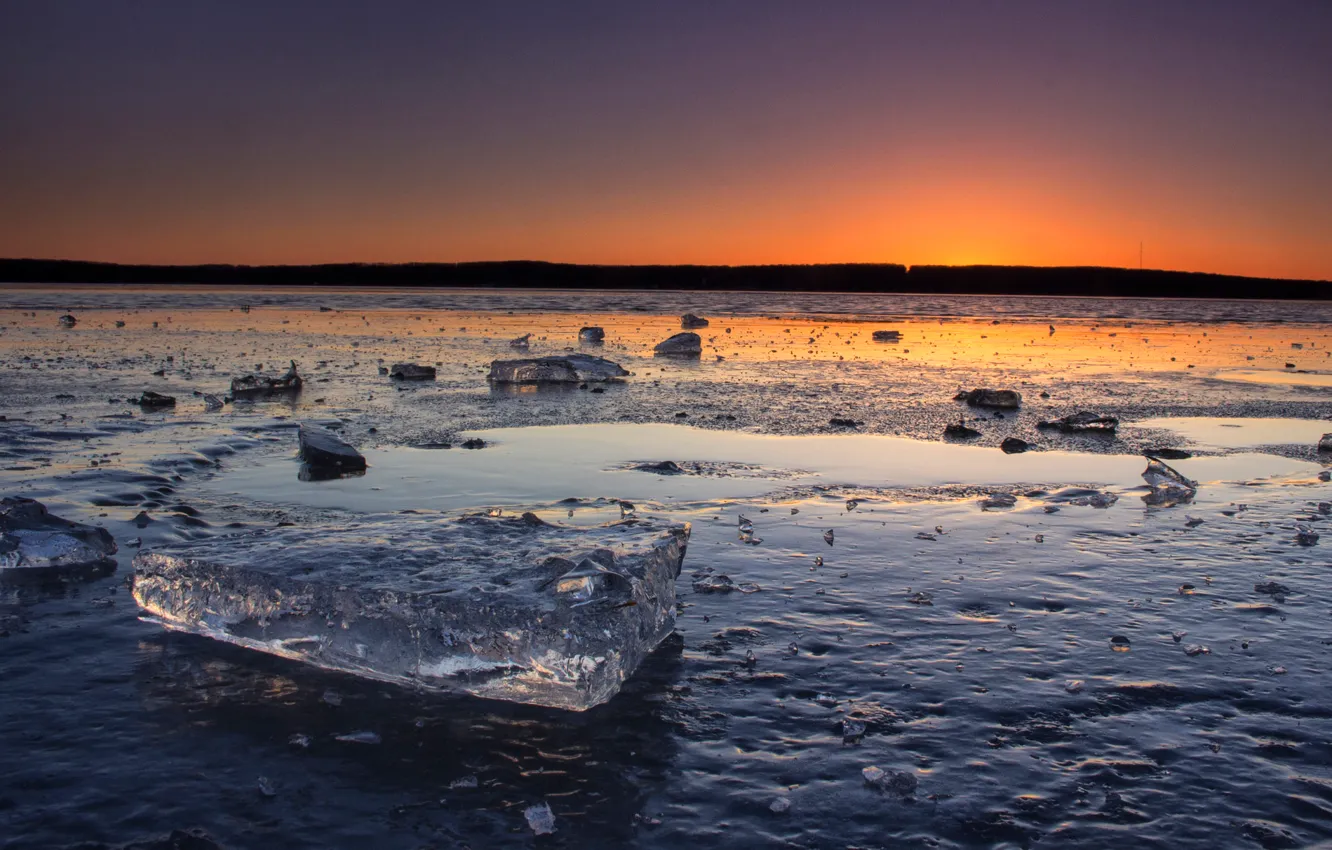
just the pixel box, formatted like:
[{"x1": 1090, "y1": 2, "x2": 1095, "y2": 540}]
[{"x1": 2, "y1": 286, "x2": 1331, "y2": 849}]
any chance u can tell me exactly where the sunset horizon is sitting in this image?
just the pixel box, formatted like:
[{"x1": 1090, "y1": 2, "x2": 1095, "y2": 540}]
[{"x1": 4, "y1": 1, "x2": 1330, "y2": 282}]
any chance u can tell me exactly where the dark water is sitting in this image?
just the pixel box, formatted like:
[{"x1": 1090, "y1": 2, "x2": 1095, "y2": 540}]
[{"x1": 2, "y1": 289, "x2": 1332, "y2": 849}]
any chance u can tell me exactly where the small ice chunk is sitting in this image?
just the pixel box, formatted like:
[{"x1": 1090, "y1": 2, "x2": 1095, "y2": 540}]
[
  {"x1": 1143, "y1": 458, "x2": 1198, "y2": 492},
  {"x1": 335, "y1": 730, "x2": 381, "y2": 744},
  {"x1": 525, "y1": 802, "x2": 557, "y2": 835},
  {"x1": 654, "y1": 332, "x2": 702, "y2": 357},
  {"x1": 769, "y1": 797, "x2": 791, "y2": 814}
]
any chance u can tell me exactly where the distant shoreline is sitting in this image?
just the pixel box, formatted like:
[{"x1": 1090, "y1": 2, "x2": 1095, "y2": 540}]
[{"x1": 1, "y1": 258, "x2": 1327, "y2": 300}]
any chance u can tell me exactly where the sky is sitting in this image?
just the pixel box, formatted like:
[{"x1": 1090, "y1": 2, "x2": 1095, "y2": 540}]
[{"x1": 1, "y1": 0, "x2": 1330, "y2": 279}]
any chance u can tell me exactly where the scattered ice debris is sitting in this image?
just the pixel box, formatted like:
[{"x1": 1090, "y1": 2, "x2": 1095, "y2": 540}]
[
  {"x1": 460, "y1": 438, "x2": 486, "y2": 449},
  {"x1": 133, "y1": 511, "x2": 152, "y2": 528},
  {"x1": 1178, "y1": 583, "x2": 1196, "y2": 595},
  {"x1": 1064, "y1": 680, "x2": 1084, "y2": 694},
  {"x1": 1037, "y1": 412, "x2": 1119, "y2": 434},
  {"x1": 133, "y1": 513, "x2": 690, "y2": 710},
  {"x1": 680, "y1": 313, "x2": 710, "y2": 329},
  {"x1": 335, "y1": 730, "x2": 381, "y2": 744},
  {"x1": 907, "y1": 591, "x2": 934, "y2": 605},
  {"x1": 1172, "y1": 631, "x2": 1188, "y2": 643},
  {"x1": 979, "y1": 493, "x2": 1017, "y2": 510},
  {"x1": 322, "y1": 689, "x2": 342, "y2": 706},
  {"x1": 1, "y1": 497, "x2": 118, "y2": 569},
  {"x1": 489, "y1": 353, "x2": 629, "y2": 383},
  {"x1": 1184, "y1": 644, "x2": 1211, "y2": 657},
  {"x1": 524, "y1": 801, "x2": 557, "y2": 835},
  {"x1": 1295, "y1": 524, "x2": 1319, "y2": 546},
  {"x1": 871, "y1": 329, "x2": 902, "y2": 342},
  {"x1": 1320, "y1": 471, "x2": 1331, "y2": 482},
  {"x1": 862, "y1": 766, "x2": 917, "y2": 796},
  {"x1": 578, "y1": 326, "x2": 605, "y2": 342},
  {"x1": 203, "y1": 393, "x2": 224, "y2": 410},
  {"x1": 58, "y1": 313, "x2": 77, "y2": 327},
  {"x1": 1185, "y1": 515, "x2": 1205, "y2": 527},
  {"x1": 136, "y1": 391, "x2": 176, "y2": 409},
  {"x1": 508, "y1": 333, "x2": 532, "y2": 348},
  {"x1": 769, "y1": 796, "x2": 791, "y2": 814},
  {"x1": 914, "y1": 532, "x2": 936, "y2": 541},
  {"x1": 1318, "y1": 433, "x2": 1332, "y2": 453},
  {"x1": 1109, "y1": 635, "x2": 1132, "y2": 652},
  {"x1": 828, "y1": 417, "x2": 862, "y2": 428},
  {"x1": 823, "y1": 529, "x2": 835, "y2": 545},
  {"x1": 388, "y1": 363, "x2": 436, "y2": 380},
  {"x1": 232, "y1": 361, "x2": 303, "y2": 397},
  {"x1": 955, "y1": 388, "x2": 1022, "y2": 409},
  {"x1": 1000, "y1": 437, "x2": 1030, "y2": 454},
  {"x1": 944, "y1": 422, "x2": 981, "y2": 439},
  {"x1": 288, "y1": 733, "x2": 311, "y2": 748},
  {"x1": 298, "y1": 425, "x2": 367, "y2": 473},
  {"x1": 654, "y1": 332, "x2": 703, "y2": 357},
  {"x1": 448, "y1": 775, "x2": 479, "y2": 790}
]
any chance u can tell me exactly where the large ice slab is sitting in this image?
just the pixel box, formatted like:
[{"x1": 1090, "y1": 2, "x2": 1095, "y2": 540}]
[
  {"x1": 132, "y1": 513, "x2": 690, "y2": 710},
  {"x1": 1, "y1": 497, "x2": 117, "y2": 570}
]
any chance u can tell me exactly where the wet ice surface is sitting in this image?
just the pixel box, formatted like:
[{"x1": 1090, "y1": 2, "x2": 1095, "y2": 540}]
[{"x1": 2, "y1": 286, "x2": 1332, "y2": 849}]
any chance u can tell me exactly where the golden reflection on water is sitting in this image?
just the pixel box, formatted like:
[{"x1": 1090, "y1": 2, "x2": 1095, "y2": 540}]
[{"x1": 5, "y1": 305, "x2": 1328, "y2": 382}]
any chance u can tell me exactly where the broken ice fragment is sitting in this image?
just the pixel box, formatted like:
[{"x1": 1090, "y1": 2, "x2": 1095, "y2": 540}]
[
  {"x1": 136, "y1": 391, "x2": 176, "y2": 409},
  {"x1": 132, "y1": 512, "x2": 690, "y2": 710},
  {"x1": 841, "y1": 718, "x2": 867, "y2": 743},
  {"x1": 232, "y1": 361, "x2": 302, "y2": 398},
  {"x1": 578, "y1": 326, "x2": 605, "y2": 343},
  {"x1": 1143, "y1": 458, "x2": 1198, "y2": 492},
  {"x1": 1295, "y1": 524, "x2": 1319, "y2": 546},
  {"x1": 1064, "y1": 680, "x2": 1084, "y2": 694},
  {"x1": 956, "y1": 388, "x2": 1022, "y2": 409},
  {"x1": 1184, "y1": 644, "x2": 1210, "y2": 657},
  {"x1": 388, "y1": 363, "x2": 436, "y2": 380},
  {"x1": 1037, "y1": 412, "x2": 1118, "y2": 434},
  {"x1": 335, "y1": 730, "x2": 381, "y2": 744},
  {"x1": 823, "y1": 529, "x2": 835, "y2": 545},
  {"x1": 299, "y1": 425, "x2": 367, "y2": 473},
  {"x1": 489, "y1": 354, "x2": 628, "y2": 383},
  {"x1": 525, "y1": 802, "x2": 557, "y2": 835},
  {"x1": 654, "y1": 332, "x2": 702, "y2": 357},
  {"x1": 1109, "y1": 635, "x2": 1132, "y2": 652},
  {"x1": 768, "y1": 797, "x2": 791, "y2": 814},
  {"x1": 1, "y1": 497, "x2": 117, "y2": 570}
]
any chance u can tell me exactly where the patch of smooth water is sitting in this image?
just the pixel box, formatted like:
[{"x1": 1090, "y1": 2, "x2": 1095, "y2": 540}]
[
  {"x1": 1213, "y1": 369, "x2": 1332, "y2": 388},
  {"x1": 203, "y1": 423, "x2": 1320, "y2": 513},
  {"x1": 1135, "y1": 416, "x2": 1332, "y2": 450}
]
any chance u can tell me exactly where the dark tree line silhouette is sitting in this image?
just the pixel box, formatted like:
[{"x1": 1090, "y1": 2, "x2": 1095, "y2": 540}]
[{"x1": 0, "y1": 258, "x2": 1325, "y2": 299}]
